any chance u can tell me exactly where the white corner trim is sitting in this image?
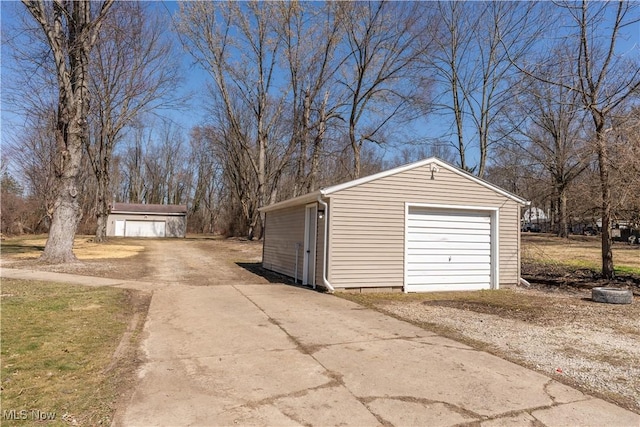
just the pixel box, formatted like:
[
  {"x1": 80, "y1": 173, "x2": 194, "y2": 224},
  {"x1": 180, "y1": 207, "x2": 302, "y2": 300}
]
[{"x1": 403, "y1": 203, "x2": 410, "y2": 293}]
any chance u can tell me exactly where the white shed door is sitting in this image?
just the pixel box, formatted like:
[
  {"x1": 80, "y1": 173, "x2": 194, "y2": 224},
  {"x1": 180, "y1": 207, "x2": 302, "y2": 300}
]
[
  {"x1": 406, "y1": 208, "x2": 491, "y2": 292},
  {"x1": 124, "y1": 220, "x2": 166, "y2": 238},
  {"x1": 114, "y1": 220, "x2": 125, "y2": 237}
]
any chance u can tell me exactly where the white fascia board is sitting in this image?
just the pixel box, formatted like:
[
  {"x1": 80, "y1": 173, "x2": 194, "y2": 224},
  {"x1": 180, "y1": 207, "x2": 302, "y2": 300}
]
[
  {"x1": 109, "y1": 211, "x2": 185, "y2": 216},
  {"x1": 258, "y1": 190, "x2": 322, "y2": 213},
  {"x1": 323, "y1": 157, "x2": 528, "y2": 206},
  {"x1": 259, "y1": 157, "x2": 528, "y2": 212}
]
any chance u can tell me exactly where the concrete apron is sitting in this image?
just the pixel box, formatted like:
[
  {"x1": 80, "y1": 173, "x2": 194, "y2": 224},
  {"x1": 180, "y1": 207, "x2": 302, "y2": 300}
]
[{"x1": 115, "y1": 283, "x2": 640, "y2": 427}]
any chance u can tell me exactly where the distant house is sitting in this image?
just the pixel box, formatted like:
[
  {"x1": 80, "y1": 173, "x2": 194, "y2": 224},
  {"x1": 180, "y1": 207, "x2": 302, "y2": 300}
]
[
  {"x1": 521, "y1": 207, "x2": 547, "y2": 232},
  {"x1": 259, "y1": 157, "x2": 528, "y2": 293},
  {"x1": 522, "y1": 207, "x2": 547, "y2": 223},
  {"x1": 106, "y1": 203, "x2": 187, "y2": 238}
]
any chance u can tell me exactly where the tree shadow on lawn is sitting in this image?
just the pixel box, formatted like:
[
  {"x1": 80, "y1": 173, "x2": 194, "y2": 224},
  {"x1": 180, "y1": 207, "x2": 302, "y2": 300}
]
[{"x1": 0, "y1": 242, "x2": 44, "y2": 255}]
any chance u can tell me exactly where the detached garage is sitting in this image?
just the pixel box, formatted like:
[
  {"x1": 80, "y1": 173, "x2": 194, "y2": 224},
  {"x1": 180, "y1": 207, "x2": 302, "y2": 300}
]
[
  {"x1": 260, "y1": 157, "x2": 528, "y2": 293},
  {"x1": 106, "y1": 203, "x2": 187, "y2": 238}
]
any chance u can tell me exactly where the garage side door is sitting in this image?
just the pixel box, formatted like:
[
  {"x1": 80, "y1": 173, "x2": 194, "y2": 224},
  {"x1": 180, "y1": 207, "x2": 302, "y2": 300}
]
[
  {"x1": 125, "y1": 220, "x2": 166, "y2": 238},
  {"x1": 406, "y1": 208, "x2": 491, "y2": 292},
  {"x1": 115, "y1": 220, "x2": 125, "y2": 237}
]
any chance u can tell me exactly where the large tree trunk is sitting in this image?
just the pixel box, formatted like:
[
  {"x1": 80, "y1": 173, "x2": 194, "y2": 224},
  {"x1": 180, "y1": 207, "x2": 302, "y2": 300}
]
[
  {"x1": 349, "y1": 118, "x2": 361, "y2": 179},
  {"x1": 94, "y1": 169, "x2": 109, "y2": 243},
  {"x1": 41, "y1": 128, "x2": 84, "y2": 263},
  {"x1": 308, "y1": 94, "x2": 328, "y2": 193},
  {"x1": 451, "y1": 68, "x2": 466, "y2": 171},
  {"x1": 596, "y1": 130, "x2": 614, "y2": 279},
  {"x1": 24, "y1": 0, "x2": 114, "y2": 263},
  {"x1": 558, "y1": 186, "x2": 569, "y2": 238}
]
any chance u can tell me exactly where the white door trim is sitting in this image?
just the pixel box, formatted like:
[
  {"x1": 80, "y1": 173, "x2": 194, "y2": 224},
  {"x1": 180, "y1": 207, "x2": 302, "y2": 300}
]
[
  {"x1": 404, "y1": 203, "x2": 499, "y2": 292},
  {"x1": 303, "y1": 204, "x2": 318, "y2": 286}
]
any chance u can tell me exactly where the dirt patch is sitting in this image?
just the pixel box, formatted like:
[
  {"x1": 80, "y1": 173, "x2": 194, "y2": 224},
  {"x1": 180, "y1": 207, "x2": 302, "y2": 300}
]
[
  {"x1": 106, "y1": 289, "x2": 152, "y2": 421},
  {"x1": 522, "y1": 262, "x2": 640, "y2": 296},
  {"x1": 133, "y1": 237, "x2": 266, "y2": 285}
]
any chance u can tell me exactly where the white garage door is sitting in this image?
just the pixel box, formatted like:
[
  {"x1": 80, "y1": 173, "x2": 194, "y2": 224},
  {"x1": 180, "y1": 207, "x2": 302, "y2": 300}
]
[
  {"x1": 125, "y1": 220, "x2": 166, "y2": 238},
  {"x1": 406, "y1": 208, "x2": 492, "y2": 292}
]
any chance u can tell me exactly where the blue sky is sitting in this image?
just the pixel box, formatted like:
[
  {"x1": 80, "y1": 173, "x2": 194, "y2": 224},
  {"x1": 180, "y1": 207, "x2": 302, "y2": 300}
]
[
  {"x1": 1, "y1": 1, "x2": 639, "y2": 175},
  {"x1": 0, "y1": 1, "x2": 437, "y2": 166}
]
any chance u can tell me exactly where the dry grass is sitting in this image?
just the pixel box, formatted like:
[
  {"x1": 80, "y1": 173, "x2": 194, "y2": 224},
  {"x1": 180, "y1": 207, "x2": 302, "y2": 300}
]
[
  {"x1": 338, "y1": 289, "x2": 557, "y2": 326},
  {"x1": 1, "y1": 235, "x2": 144, "y2": 261},
  {"x1": 0, "y1": 279, "x2": 150, "y2": 426},
  {"x1": 522, "y1": 233, "x2": 640, "y2": 274}
]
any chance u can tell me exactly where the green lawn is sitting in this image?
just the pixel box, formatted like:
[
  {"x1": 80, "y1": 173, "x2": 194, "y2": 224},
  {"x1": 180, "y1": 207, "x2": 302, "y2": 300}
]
[
  {"x1": 522, "y1": 234, "x2": 640, "y2": 275},
  {"x1": 1, "y1": 279, "x2": 146, "y2": 426}
]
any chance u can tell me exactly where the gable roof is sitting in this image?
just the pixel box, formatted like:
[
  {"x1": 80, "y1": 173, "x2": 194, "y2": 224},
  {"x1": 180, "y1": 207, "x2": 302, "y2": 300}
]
[
  {"x1": 110, "y1": 203, "x2": 187, "y2": 215},
  {"x1": 260, "y1": 157, "x2": 528, "y2": 212}
]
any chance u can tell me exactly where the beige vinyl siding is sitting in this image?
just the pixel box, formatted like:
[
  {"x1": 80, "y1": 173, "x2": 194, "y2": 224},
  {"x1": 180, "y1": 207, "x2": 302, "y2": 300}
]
[
  {"x1": 498, "y1": 201, "x2": 521, "y2": 286},
  {"x1": 262, "y1": 205, "x2": 306, "y2": 280},
  {"x1": 328, "y1": 164, "x2": 521, "y2": 288}
]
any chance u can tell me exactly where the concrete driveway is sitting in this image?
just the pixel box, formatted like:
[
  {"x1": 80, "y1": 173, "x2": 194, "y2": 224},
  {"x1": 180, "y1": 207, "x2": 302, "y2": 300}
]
[{"x1": 3, "y1": 239, "x2": 638, "y2": 426}]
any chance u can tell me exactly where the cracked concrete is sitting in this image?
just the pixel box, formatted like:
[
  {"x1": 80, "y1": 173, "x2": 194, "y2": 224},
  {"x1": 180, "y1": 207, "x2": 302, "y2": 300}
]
[{"x1": 2, "y1": 239, "x2": 639, "y2": 426}]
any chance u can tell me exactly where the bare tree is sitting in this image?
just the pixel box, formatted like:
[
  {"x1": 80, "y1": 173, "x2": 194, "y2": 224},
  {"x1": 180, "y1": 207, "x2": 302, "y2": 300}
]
[
  {"x1": 575, "y1": 1, "x2": 640, "y2": 277},
  {"x1": 559, "y1": 0, "x2": 639, "y2": 278},
  {"x1": 609, "y1": 108, "x2": 640, "y2": 231},
  {"x1": 177, "y1": 2, "x2": 292, "y2": 239},
  {"x1": 118, "y1": 124, "x2": 149, "y2": 204},
  {"x1": 21, "y1": 0, "x2": 114, "y2": 262},
  {"x1": 6, "y1": 109, "x2": 58, "y2": 231},
  {"x1": 187, "y1": 127, "x2": 223, "y2": 233},
  {"x1": 86, "y1": 2, "x2": 181, "y2": 242},
  {"x1": 427, "y1": 1, "x2": 546, "y2": 177},
  {"x1": 336, "y1": 1, "x2": 427, "y2": 178},
  {"x1": 511, "y1": 1, "x2": 640, "y2": 277},
  {"x1": 277, "y1": 2, "x2": 345, "y2": 195},
  {"x1": 501, "y1": 57, "x2": 591, "y2": 237}
]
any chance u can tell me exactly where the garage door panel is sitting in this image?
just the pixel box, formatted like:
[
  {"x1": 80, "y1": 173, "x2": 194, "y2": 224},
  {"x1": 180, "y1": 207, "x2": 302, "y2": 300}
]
[
  {"x1": 408, "y1": 212, "x2": 490, "y2": 223},
  {"x1": 407, "y1": 260, "x2": 491, "y2": 271},
  {"x1": 407, "y1": 221, "x2": 491, "y2": 232},
  {"x1": 406, "y1": 274, "x2": 491, "y2": 285},
  {"x1": 407, "y1": 241, "x2": 490, "y2": 251},
  {"x1": 410, "y1": 229, "x2": 489, "y2": 242},
  {"x1": 406, "y1": 208, "x2": 492, "y2": 292},
  {"x1": 407, "y1": 264, "x2": 490, "y2": 273},
  {"x1": 407, "y1": 242, "x2": 491, "y2": 256},
  {"x1": 125, "y1": 221, "x2": 166, "y2": 238},
  {"x1": 407, "y1": 283, "x2": 492, "y2": 292},
  {"x1": 407, "y1": 235, "x2": 490, "y2": 245},
  {"x1": 407, "y1": 253, "x2": 491, "y2": 263},
  {"x1": 407, "y1": 271, "x2": 490, "y2": 280}
]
